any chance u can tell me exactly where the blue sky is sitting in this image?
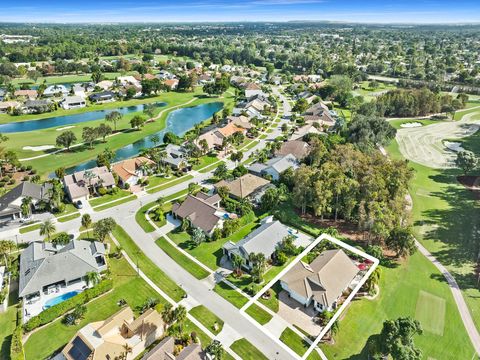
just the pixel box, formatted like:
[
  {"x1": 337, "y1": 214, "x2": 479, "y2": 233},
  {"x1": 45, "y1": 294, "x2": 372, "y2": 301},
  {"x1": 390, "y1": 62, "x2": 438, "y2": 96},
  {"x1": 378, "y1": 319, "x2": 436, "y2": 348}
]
[{"x1": 1, "y1": 0, "x2": 479, "y2": 23}]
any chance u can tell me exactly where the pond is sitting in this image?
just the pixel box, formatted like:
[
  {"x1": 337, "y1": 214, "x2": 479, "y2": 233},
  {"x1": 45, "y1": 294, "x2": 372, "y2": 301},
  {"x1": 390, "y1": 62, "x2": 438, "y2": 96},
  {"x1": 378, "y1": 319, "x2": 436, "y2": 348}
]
[
  {"x1": 0, "y1": 102, "x2": 167, "y2": 133},
  {"x1": 56, "y1": 101, "x2": 223, "y2": 176}
]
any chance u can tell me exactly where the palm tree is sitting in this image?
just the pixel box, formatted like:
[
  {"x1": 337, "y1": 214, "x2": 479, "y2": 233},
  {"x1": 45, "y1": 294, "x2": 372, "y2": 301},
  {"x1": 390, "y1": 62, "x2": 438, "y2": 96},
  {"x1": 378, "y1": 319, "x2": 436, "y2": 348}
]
[
  {"x1": 173, "y1": 305, "x2": 187, "y2": 330},
  {"x1": 20, "y1": 196, "x2": 33, "y2": 219},
  {"x1": 121, "y1": 343, "x2": 133, "y2": 360},
  {"x1": 85, "y1": 271, "x2": 101, "y2": 287},
  {"x1": 83, "y1": 170, "x2": 96, "y2": 194},
  {"x1": 161, "y1": 303, "x2": 174, "y2": 329},
  {"x1": 231, "y1": 253, "x2": 245, "y2": 277},
  {"x1": 81, "y1": 214, "x2": 92, "y2": 238},
  {"x1": 40, "y1": 219, "x2": 56, "y2": 242},
  {"x1": 106, "y1": 111, "x2": 122, "y2": 132},
  {"x1": 150, "y1": 134, "x2": 160, "y2": 148}
]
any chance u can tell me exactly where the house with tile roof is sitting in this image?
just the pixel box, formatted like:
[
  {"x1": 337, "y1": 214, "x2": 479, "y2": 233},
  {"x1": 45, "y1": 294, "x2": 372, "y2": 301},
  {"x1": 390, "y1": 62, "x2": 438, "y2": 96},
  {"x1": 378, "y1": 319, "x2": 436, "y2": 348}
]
[
  {"x1": 142, "y1": 336, "x2": 204, "y2": 360},
  {"x1": 275, "y1": 140, "x2": 311, "y2": 160},
  {"x1": 63, "y1": 307, "x2": 164, "y2": 360},
  {"x1": 112, "y1": 156, "x2": 155, "y2": 187},
  {"x1": 280, "y1": 249, "x2": 359, "y2": 312},
  {"x1": 215, "y1": 174, "x2": 270, "y2": 201},
  {"x1": 63, "y1": 166, "x2": 116, "y2": 202}
]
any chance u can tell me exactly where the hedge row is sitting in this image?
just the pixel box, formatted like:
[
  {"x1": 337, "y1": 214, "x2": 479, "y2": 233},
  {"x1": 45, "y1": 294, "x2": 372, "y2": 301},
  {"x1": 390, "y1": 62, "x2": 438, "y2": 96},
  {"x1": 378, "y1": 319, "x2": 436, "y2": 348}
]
[
  {"x1": 10, "y1": 308, "x2": 25, "y2": 360},
  {"x1": 24, "y1": 279, "x2": 113, "y2": 332}
]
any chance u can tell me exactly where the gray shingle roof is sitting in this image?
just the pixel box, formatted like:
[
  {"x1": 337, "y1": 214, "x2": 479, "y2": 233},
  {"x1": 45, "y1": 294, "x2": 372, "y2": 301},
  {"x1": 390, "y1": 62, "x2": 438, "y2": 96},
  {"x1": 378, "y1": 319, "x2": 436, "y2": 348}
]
[
  {"x1": 0, "y1": 182, "x2": 52, "y2": 216},
  {"x1": 19, "y1": 240, "x2": 106, "y2": 297}
]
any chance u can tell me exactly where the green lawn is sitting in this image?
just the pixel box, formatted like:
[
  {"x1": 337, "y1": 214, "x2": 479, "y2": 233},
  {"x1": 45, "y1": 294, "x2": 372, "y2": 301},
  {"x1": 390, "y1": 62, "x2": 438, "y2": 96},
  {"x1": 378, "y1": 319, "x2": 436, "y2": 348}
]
[
  {"x1": 213, "y1": 281, "x2": 249, "y2": 309},
  {"x1": 320, "y1": 252, "x2": 476, "y2": 359},
  {"x1": 415, "y1": 291, "x2": 446, "y2": 336},
  {"x1": 147, "y1": 174, "x2": 180, "y2": 188},
  {"x1": 9, "y1": 71, "x2": 130, "y2": 88},
  {"x1": 230, "y1": 338, "x2": 268, "y2": 360},
  {"x1": 388, "y1": 118, "x2": 449, "y2": 130},
  {"x1": 258, "y1": 282, "x2": 281, "y2": 313},
  {"x1": 189, "y1": 305, "x2": 224, "y2": 335},
  {"x1": 155, "y1": 237, "x2": 210, "y2": 280},
  {"x1": 88, "y1": 189, "x2": 132, "y2": 207},
  {"x1": 146, "y1": 175, "x2": 194, "y2": 194},
  {"x1": 199, "y1": 160, "x2": 224, "y2": 173},
  {"x1": 0, "y1": 306, "x2": 18, "y2": 360},
  {"x1": 93, "y1": 194, "x2": 137, "y2": 212},
  {"x1": 19, "y1": 222, "x2": 40, "y2": 234},
  {"x1": 245, "y1": 303, "x2": 272, "y2": 325},
  {"x1": 168, "y1": 219, "x2": 259, "y2": 270},
  {"x1": 56, "y1": 212, "x2": 81, "y2": 223},
  {"x1": 24, "y1": 254, "x2": 163, "y2": 360},
  {"x1": 280, "y1": 328, "x2": 321, "y2": 360},
  {"x1": 183, "y1": 319, "x2": 212, "y2": 347},
  {"x1": 111, "y1": 225, "x2": 185, "y2": 302},
  {"x1": 54, "y1": 203, "x2": 78, "y2": 218},
  {"x1": 192, "y1": 155, "x2": 219, "y2": 171}
]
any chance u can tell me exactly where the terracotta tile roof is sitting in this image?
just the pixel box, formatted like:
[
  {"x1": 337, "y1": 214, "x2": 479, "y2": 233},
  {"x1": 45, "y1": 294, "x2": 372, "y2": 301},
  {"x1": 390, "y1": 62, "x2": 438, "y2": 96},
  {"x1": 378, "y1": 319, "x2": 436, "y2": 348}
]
[
  {"x1": 216, "y1": 122, "x2": 245, "y2": 138},
  {"x1": 112, "y1": 156, "x2": 154, "y2": 182},
  {"x1": 215, "y1": 174, "x2": 270, "y2": 199}
]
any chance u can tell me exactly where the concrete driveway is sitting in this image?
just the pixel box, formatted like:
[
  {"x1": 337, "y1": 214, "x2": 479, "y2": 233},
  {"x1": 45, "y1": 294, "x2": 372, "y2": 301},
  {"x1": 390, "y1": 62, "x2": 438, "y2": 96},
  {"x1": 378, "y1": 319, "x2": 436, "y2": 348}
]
[{"x1": 277, "y1": 290, "x2": 321, "y2": 337}]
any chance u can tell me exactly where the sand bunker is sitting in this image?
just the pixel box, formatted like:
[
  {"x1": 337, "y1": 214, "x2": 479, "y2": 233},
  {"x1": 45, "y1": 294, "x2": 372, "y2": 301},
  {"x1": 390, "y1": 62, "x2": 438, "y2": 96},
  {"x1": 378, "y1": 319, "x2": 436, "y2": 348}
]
[
  {"x1": 23, "y1": 145, "x2": 55, "y2": 152},
  {"x1": 400, "y1": 122, "x2": 422, "y2": 128},
  {"x1": 56, "y1": 125, "x2": 76, "y2": 131},
  {"x1": 444, "y1": 141, "x2": 465, "y2": 152}
]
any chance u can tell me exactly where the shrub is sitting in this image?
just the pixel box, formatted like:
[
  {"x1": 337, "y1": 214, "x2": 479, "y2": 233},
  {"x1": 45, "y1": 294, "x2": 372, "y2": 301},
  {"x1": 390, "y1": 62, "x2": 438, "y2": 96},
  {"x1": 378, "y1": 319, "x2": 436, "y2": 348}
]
[
  {"x1": 26, "y1": 165, "x2": 33, "y2": 171},
  {"x1": 24, "y1": 279, "x2": 113, "y2": 332},
  {"x1": 0, "y1": 181, "x2": 6, "y2": 187},
  {"x1": 8, "y1": 179, "x2": 15, "y2": 185},
  {"x1": 124, "y1": 182, "x2": 130, "y2": 189},
  {"x1": 23, "y1": 175, "x2": 30, "y2": 182},
  {"x1": 98, "y1": 187, "x2": 107, "y2": 196},
  {"x1": 30, "y1": 169, "x2": 37, "y2": 175}
]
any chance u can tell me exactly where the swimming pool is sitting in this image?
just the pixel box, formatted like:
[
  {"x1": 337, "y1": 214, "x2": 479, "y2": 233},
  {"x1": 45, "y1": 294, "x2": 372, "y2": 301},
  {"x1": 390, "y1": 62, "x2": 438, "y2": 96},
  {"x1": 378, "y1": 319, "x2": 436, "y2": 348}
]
[{"x1": 43, "y1": 290, "x2": 82, "y2": 309}]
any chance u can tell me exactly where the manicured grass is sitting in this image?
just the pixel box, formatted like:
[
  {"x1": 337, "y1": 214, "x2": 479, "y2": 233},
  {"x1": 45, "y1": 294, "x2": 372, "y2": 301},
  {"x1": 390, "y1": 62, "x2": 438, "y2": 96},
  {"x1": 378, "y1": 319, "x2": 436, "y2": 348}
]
[
  {"x1": 245, "y1": 303, "x2": 273, "y2": 325},
  {"x1": 320, "y1": 252, "x2": 476, "y2": 359},
  {"x1": 258, "y1": 282, "x2": 281, "y2": 313},
  {"x1": 111, "y1": 225, "x2": 185, "y2": 302},
  {"x1": 388, "y1": 118, "x2": 448, "y2": 130},
  {"x1": 198, "y1": 160, "x2": 223, "y2": 174},
  {"x1": 89, "y1": 189, "x2": 132, "y2": 207},
  {"x1": 9, "y1": 71, "x2": 128, "y2": 88},
  {"x1": 24, "y1": 254, "x2": 163, "y2": 360},
  {"x1": 168, "y1": 219, "x2": 259, "y2": 270},
  {"x1": 230, "y1": 338, "x2": 268, "y2": 360},
  {"x1": 147, "y1": 174, "x2": 180, "y2": 188},
  {"x1": 192, "y1": 155, "x2": 219, "y2": 171},
  {"x1": 155, "y1": 237, "x2": 210, "y2": 280},
  {"x1": 19, "y1": 222, "x2": 40, "y2": 234},
  {"x1": 54, "y1": 203, "x2": 78, "y2": 218},
  {"x1": 189, "y1": 305, "x2": 224, "y2": 335},
  {"x1": 0, "y1": 305, "x2": 18, "y2": 360},
  {"x1": 93, "y1": 194, "x2": 137, "y2": 212},
  {"x1": 214, "y1": 281, "x2": 249, "y2": 309},
  {"x1": 146, "y1": 175, "x2": 194, "y2": 194},
  {"x1": 241, "y1": 140, "x2": 259, "y2": 152},
  {"x1": 415, "y1": 291, "x2": 446, "y2": 336},
  {"x1": 56, "y1": 212, "x2": 81, "y2": 223},
  {"x1": 280, "y1": 328, "x2": 321, "y2": 360},
  {"x1": 183, "y1": 318, "x2": 212, "y2": 347}
]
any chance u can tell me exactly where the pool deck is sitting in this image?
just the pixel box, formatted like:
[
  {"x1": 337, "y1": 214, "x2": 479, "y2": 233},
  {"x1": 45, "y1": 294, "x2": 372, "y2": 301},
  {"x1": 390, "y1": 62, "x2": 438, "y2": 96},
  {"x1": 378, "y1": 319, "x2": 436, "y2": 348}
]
[{"x1": 23, "y1": 281, "x2": 86, "y2": 323}]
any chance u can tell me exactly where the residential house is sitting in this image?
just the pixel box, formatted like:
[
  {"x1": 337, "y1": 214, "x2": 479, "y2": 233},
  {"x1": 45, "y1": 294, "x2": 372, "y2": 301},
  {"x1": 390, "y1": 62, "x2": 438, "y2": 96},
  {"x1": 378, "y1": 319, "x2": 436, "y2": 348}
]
[
  {"x1": 216, "y1": 122, "x2": 246, "y2": 139},
  {"x1": 0, "y1": 182, "x2": 52, "y2": 223},
  {"x1": 43, "y1": 84, "x2": 69, "y2": 97},
  {"x1": 61, "y1": 95, "x2": 86, "y2": 110},
  {"x1": 95, "y1": 80, "x2": 114, "y2": 91},
  {"x1": 226, "y1": 115, "x2": 253, "y2": 130},
  {"x1": 196, "y1": 130, "x2": 224, "y2": 152},
  {"x1": 280, "y1": 249, "x2": 359, "y2": 312},
  {"x1": 14, "y1": 89, "x2": 38, "y2": 100},
  {"x1": 164, "y1": 79, "x2": 179, "y2": 90},
  {"x1": 248, "y1": 154, "x2": 299, "y2": 181},
  {"x1": 117, "y1": 76, "x2": 141, "y2": 88},
  {"x1": 19, "y1": 240, "x2": 107, "y2": 302},
  {"x1": 163, "y1": 144, "x2": 191, "y2": 171},
  {"x1": 243, "y1": 82, "x2": 263, "y2": 99},
  {"x1": 291, "y1": 124, "x2": 324, "y2": 141},
  {"x1": 63, "y1": 166, "x2": 116, "y2": 202},
  {"x1": 303, "y1": 102, "x2": 336, "y2": 128},
  {"x1": 157, "y1": 70, "x2": 176, "y2": 80},
  {"x1": 172, "y1": 193, "x2": 226, "y2": 237},
  {"x1": 275, "y1": 140, "x2": 311, "y2": 160},
  {"x1": 223, "y1": 216, "x2": 310, "y2": 270},
  {"x1": 89, "y1": 91, "x2": 116, "y2": 103},
  {"x1": 0, "y1": 101, "x2": 20, "y2": 113},
  {"x1": 142, "y1": 336, "x2": 204, "y2": 360},
  {"x1": 215, "y1": 174, "x2": 271, "y2": 201},
  {"x1": 63, "y1": 307, "x2": 164, "y2": 360},
  {"x1": 112, "y1": 156, "x2": 155, "y2": 187},
  {"x1": 23, "y1": 99, "x2": 52, "y2": 113}
]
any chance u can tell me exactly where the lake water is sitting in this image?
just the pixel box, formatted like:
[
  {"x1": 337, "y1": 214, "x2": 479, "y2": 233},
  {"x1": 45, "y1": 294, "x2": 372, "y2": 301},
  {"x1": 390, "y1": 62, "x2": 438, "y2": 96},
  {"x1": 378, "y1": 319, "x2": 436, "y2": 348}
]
[
  {"x1": 58, "y1": 101, "x2": 223, "y2": 175},
  {"x1": 0, "y1": 102, "x2": 167, "y2": 133}
]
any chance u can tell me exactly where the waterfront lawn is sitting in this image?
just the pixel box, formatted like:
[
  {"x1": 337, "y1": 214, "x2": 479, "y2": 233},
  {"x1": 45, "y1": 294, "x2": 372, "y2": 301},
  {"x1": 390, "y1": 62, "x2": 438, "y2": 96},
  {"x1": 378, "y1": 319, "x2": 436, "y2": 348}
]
[
  {"x1": 155, "y1": 237, "x2": 210, "y2": 280},
  {"x1": 24, "y1": 255, "x2": 163, "y2": 360},
  {"x1": 88, "y1": 189, "x2": 132, "y2": 207},
  {"x1": 111, "y1": 225, "x2": 185, "y2": 302},
  {"x1": 213, "y1": 281, "x2": 249, "y2": 309},
  {"x1": 245, "y1": 303, "x2": 272, "y2": 325},
  {"x1": 168, "y1": 219, "x2": 259, "y2": 270},
  {"x1": 230, "y1": 338, "x2": 268, "y2": 360},
  {"x1": 280, "y1": 328, "x2": 321, "y2": 360},
  {"x1": 189, "y1": 305, "x2": 224, "y2": 335}
]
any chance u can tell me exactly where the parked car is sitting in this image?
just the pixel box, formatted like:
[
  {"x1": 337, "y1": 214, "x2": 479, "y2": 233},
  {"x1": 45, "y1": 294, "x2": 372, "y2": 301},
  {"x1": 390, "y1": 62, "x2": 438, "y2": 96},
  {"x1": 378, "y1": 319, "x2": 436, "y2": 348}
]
[{"x1": 75, "y1": 200, "x2": 83, "y2": 209}]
